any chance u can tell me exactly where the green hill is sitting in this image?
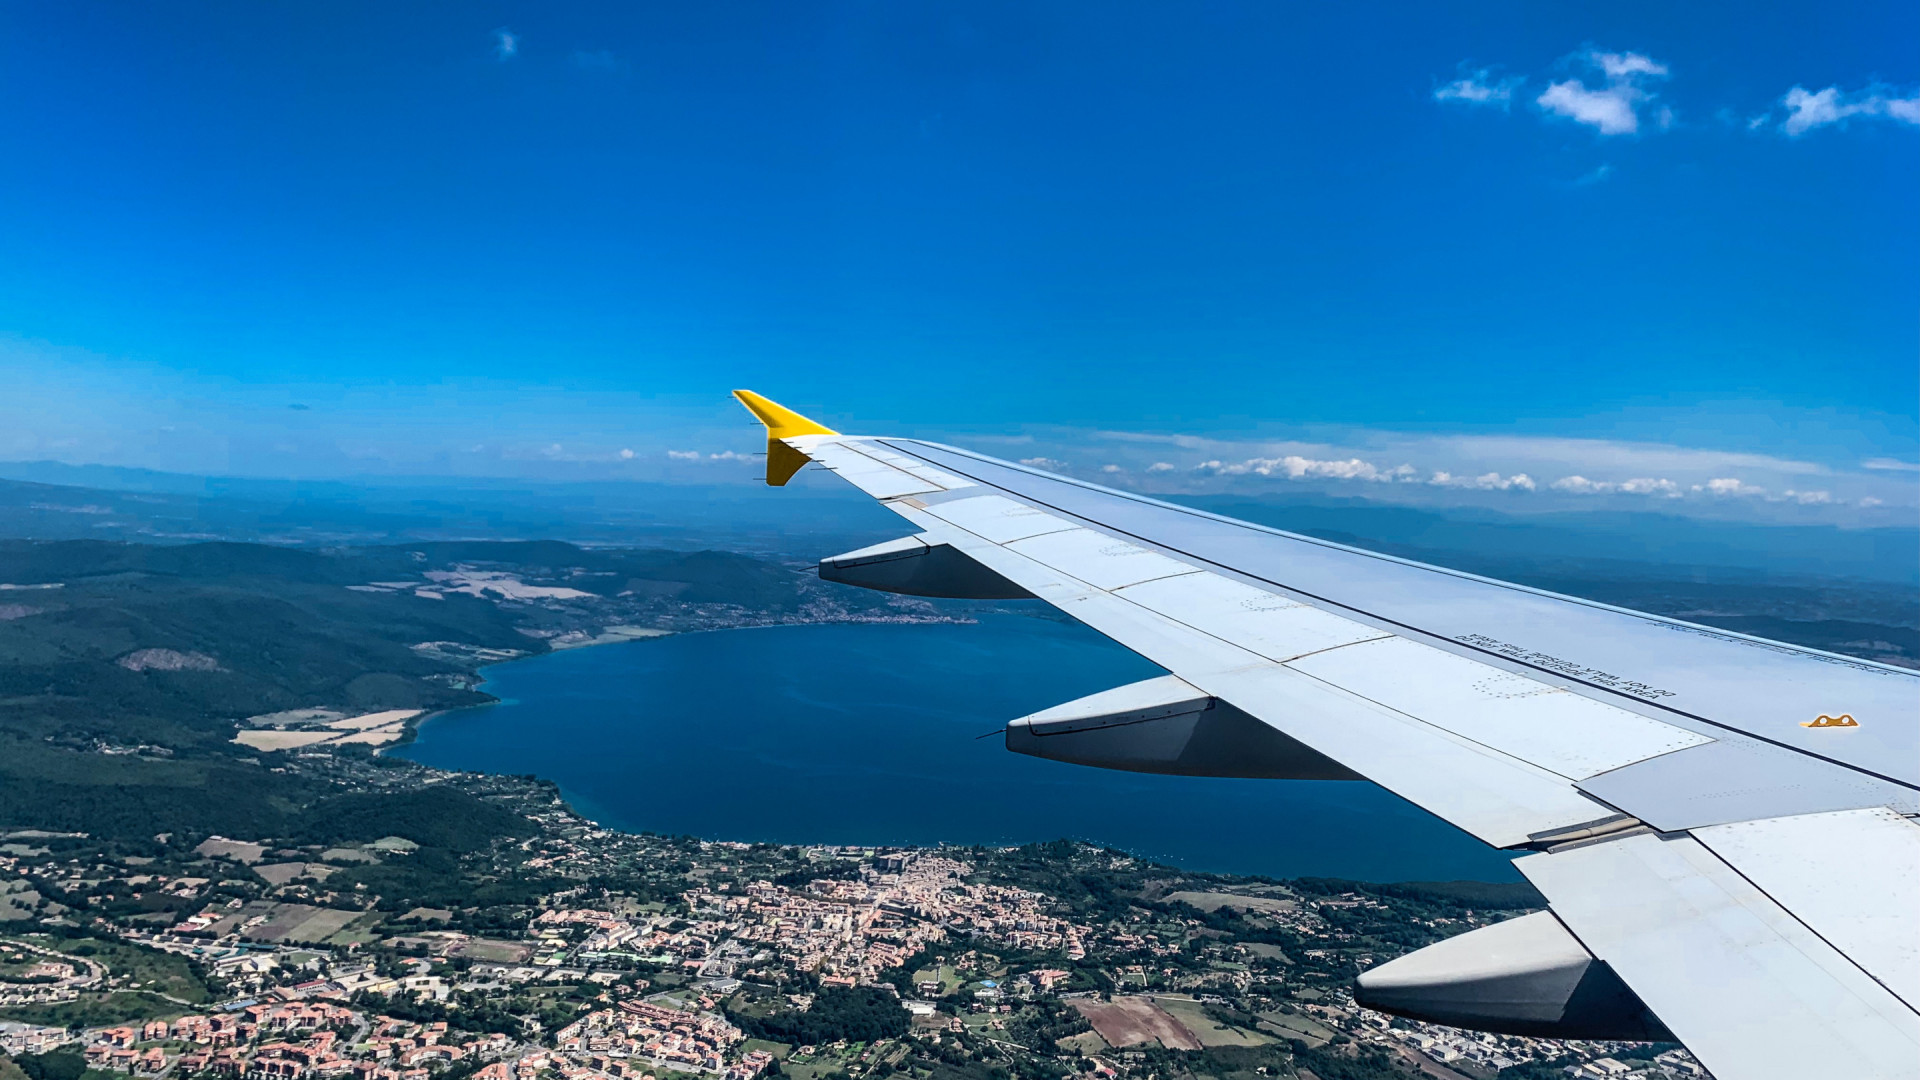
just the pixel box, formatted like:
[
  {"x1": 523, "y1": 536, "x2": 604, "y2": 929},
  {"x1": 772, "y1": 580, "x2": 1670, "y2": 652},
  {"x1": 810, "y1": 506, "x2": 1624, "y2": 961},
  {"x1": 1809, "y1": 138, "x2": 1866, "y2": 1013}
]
[{"x1": 0, "y1": 537, "x2": 833, "y2": 842}]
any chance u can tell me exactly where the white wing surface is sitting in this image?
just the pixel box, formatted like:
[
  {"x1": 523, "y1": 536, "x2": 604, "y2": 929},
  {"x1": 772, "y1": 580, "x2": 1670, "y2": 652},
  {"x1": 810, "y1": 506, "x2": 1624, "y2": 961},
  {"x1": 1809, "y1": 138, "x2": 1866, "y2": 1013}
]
[{"x1": 733, "y1": 391, "x2": 1920, "y2": 1080}]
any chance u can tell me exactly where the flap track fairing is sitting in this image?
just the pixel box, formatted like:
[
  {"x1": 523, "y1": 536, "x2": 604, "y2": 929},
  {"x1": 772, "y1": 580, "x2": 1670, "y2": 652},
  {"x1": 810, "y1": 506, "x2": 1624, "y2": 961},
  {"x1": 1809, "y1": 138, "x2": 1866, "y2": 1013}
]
[
  {"x1": 819, "y1": 534, "x2": 1034, "y2": 600},
  {"x1": 1006, "y1": 675, "x2": 1361, "y2": 780},
  {"x1": 1354, "y1": 910, "x2": 1674, "y2": 1040}
]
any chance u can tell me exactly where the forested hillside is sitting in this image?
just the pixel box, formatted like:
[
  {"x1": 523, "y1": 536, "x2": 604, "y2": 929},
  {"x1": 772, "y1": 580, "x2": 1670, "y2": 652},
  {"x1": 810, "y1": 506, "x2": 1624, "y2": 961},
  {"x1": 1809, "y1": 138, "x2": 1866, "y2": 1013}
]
[{"x1": 0, "y1": 538, "x2": 902, "y2": 842}]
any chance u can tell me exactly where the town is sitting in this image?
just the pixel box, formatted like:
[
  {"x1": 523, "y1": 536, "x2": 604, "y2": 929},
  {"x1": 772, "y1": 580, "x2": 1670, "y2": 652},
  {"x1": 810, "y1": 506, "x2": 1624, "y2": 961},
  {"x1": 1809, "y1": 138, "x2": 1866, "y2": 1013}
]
[{"x1": 2, "y1": 762, "x2": 1708, "y2": 1080}]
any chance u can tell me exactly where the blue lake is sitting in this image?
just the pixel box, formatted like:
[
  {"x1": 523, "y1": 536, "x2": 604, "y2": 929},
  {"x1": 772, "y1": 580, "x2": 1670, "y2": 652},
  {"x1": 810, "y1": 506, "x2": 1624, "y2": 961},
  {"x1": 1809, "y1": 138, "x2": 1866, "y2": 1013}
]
[{"x1": 395, "y1": 614, "x2": 1520, "y2": 883}]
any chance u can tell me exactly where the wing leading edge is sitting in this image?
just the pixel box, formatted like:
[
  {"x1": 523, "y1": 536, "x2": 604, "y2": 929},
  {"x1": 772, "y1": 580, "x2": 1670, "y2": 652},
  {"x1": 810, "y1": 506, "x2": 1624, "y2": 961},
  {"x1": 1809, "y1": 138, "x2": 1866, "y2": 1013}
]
[{"x1": 732, "y1": 391, "x2": 1920, "y2": 1080}]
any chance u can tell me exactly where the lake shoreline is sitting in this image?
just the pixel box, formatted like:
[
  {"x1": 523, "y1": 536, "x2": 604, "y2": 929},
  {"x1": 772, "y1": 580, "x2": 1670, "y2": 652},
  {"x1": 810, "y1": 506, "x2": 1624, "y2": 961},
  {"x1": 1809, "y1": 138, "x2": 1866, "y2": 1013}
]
[{"x1": 394, "y1": 616, "x2": 1523, "y2": 884}]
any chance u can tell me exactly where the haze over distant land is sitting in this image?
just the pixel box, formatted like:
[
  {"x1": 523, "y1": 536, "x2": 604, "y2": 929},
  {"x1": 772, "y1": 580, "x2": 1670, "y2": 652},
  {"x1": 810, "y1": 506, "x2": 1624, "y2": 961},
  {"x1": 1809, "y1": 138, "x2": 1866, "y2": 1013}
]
[
  {"x1": 4, "y1": 369, "x2": 1914, "y2": 529},
  {"x1": 2, "y1": 459, "x2": 1915, "y2": 587}
]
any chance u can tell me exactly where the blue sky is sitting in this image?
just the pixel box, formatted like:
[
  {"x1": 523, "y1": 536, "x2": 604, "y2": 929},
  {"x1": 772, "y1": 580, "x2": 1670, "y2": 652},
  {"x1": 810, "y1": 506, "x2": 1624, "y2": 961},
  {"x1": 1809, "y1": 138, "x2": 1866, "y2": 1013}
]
[{"x1": 2, "y1": 3, "x2": 1915, "y2": 521}]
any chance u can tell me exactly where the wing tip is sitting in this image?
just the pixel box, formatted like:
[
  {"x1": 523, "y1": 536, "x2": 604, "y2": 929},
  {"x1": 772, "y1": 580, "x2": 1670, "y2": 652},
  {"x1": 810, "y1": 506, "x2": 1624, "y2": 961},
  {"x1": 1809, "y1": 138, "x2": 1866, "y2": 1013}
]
[
  {"x1": 732, "y1": 390, "x2": 838, "y2": 438},
  {"x1": 732, "y1": 390, "x2": 836, "y2": 486}
]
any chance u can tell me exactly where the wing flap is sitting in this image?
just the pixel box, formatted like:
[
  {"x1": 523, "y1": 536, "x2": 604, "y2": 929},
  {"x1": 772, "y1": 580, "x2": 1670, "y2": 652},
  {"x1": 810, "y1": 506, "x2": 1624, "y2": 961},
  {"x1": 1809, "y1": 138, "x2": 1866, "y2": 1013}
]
[
  {"x1": 1578, "y1": 737, "x2": 1919, "y2": 831},
  {"x1": 1518, "y1": 832, "x2": 1920, "y2": 1080},
  {"x1": 1692, "y1": 808, "x2": 1920, "y2": 1012}
]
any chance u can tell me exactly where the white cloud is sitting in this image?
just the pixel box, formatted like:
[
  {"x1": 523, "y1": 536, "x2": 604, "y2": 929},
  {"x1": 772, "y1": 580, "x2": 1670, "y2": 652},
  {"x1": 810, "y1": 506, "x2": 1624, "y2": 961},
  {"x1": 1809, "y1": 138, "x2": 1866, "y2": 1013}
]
[
  {"x1": 1195, "y1": 456, "x2": 1417, "y2": 483},
  {"x1": 1775, "y1": 84, "x2": 1920, "y2": 136},
  {"x1": 1430, "y1": 470, "x2": 1536, "y2": 491},
  {"x1": 666, "y1": 449, "x2": 753, "y2": 463},
  {"x1": 1782, "y1": 87, "x2": 1865, "y2": 135},
  {"x1": 1550, "y1": 475, "x2": 1604, "y2": 493},
  {"x1": 1702, "y1": 477, "x2": 1766, "y2": 497},
  {"x1": 1619, "y1": 477, "x2": 1681, "y2": 496},
  {"x1": 619, "y1": 448, "x2": 635, "y2": 460},
  {"x1": 1442, "y1": 49, "x2": 1915, "y2": 148},
  {"x1": 1550, "y1": 475, "x2": 1681, "y2": 497},
  {"x1": 1697, "y1": 477, "x2": 1880, "y2": 508},
  {"x1": 1863, "y1": 457, "x2": 1920, "y2": 472},
  {"x1": 1538, "y1": 81, "x2": 1640, "y2": 134},
  {"x1": 1435, "y1": 69, "x2": 1520, "y2": 107},
  {"x1": 1081, "y1": 425, "x2": 1916, "y2": 518},
  {"x1": 1100, "y1": 464, "x2": 1126, "y2": 474},
  {"x1": 1536, "y1": 49, "x2": 1670, "y2": 136},
  {"x1": 493, "y1": 29, "x2": 519, "y2": 60},
  {"x1": 1592, "y1": 51, "x2": 1668, "y2": 80},
  {"x1": 1019, "y1": 457, "x2": 1070, "y2": 471}
]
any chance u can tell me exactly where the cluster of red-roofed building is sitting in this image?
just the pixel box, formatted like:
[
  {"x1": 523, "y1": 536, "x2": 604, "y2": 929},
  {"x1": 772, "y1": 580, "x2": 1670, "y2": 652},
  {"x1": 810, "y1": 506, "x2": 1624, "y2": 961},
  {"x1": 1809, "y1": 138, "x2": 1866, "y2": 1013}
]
[
  {"x1": 67, "y1": 1005, "x2": 534, "y2": 1080},
  {"x1": 684, "y1": 853, "x2": 1090, "y2": 986},
  {"x1": 552, "y1": 998, "x2": 755, "y2": 1077}
]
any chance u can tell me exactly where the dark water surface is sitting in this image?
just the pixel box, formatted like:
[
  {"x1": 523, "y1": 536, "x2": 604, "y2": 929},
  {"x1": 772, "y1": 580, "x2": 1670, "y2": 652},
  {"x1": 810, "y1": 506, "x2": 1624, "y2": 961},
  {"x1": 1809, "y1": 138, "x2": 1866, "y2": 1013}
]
[{"x1": 395, "y1": 615, "x2": 1519, "y2": 882}]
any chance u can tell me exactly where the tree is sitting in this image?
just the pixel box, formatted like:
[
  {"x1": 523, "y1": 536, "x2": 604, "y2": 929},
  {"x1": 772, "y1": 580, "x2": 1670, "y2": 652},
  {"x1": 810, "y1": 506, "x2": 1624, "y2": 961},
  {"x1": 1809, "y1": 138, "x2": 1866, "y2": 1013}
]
[{"x1": 728, "y1": 987, "x2": 909, "y2": 1045}]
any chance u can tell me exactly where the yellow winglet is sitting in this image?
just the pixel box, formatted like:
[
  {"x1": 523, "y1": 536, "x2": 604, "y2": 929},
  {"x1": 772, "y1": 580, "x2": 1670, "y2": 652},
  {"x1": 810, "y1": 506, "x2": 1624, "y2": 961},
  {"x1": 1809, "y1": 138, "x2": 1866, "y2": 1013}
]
[{"x1": 733, "y1": 390, "x2": 838, "y2": 486}]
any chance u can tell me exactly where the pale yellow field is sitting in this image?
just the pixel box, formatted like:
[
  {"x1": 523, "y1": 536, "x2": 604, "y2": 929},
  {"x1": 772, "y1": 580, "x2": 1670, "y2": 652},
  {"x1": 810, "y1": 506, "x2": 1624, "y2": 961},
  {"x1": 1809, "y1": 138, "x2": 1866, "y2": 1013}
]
[
  {"x1": 234, "y1": 730, "x2": 340, "y2": 751},
  {"x1": 234, "y1": 709, "x2": 421, "y2": 751},
  {"x1": 331, "y1": 725, "x2": 408, "y2": 746},
  {"x1": 326, "y1": 709, "x2": 424, "y2": 731}
]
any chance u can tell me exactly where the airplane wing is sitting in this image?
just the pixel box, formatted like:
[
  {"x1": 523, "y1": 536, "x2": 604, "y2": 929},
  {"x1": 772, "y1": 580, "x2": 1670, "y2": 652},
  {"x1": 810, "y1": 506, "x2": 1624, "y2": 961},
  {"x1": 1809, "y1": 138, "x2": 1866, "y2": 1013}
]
[{"x1": 733, "y1": 390, "x2": 1920, "y2": 1080}]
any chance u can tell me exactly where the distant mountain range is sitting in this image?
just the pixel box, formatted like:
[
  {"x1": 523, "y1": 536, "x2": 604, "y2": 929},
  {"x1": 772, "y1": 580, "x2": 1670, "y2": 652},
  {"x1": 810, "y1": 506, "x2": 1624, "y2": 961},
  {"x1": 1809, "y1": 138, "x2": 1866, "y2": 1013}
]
[
  {"x1": 0, "y1": 460, "x2": 903, "y2": 556},
  {"x1": 3, "y1": 458, "x2": 1914, "y2": 585}
]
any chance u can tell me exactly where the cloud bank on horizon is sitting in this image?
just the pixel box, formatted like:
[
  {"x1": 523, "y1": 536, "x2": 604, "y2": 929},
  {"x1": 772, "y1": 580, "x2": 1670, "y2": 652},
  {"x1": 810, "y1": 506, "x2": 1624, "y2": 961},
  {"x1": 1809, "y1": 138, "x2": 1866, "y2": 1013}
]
[
  {"x1": 967, "y1": 426, "x2": 1909, "y2": 520},
  {"x1": 4, "y1": 342, "x2": 1910, "y2": 526}
]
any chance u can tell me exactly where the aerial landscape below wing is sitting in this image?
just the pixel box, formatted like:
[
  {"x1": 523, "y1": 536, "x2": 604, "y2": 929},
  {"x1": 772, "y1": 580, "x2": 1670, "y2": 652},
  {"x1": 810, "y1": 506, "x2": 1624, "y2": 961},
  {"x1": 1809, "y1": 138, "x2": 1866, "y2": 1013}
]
[{"x1": 735, "y1": 390, "x2": 1920, "y2": 1080}]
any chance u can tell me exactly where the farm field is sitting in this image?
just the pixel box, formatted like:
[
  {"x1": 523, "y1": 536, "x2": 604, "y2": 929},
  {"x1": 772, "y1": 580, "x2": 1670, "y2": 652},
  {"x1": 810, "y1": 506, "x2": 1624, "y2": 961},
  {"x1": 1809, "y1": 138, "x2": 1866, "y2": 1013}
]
[
  {"x1": 1071, "y1": 996, "x2": 1202, "y2": 1051},
  {"x1": 1257, "y1": 1009, "x2": 1338, "y2": 1048},
  {"x1": 1150, "y1": 996, "x2": 1273, "y2": 1048},
  {"x1": 1161, "y1": 891, "x2": 1297, "y2": 915}
]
